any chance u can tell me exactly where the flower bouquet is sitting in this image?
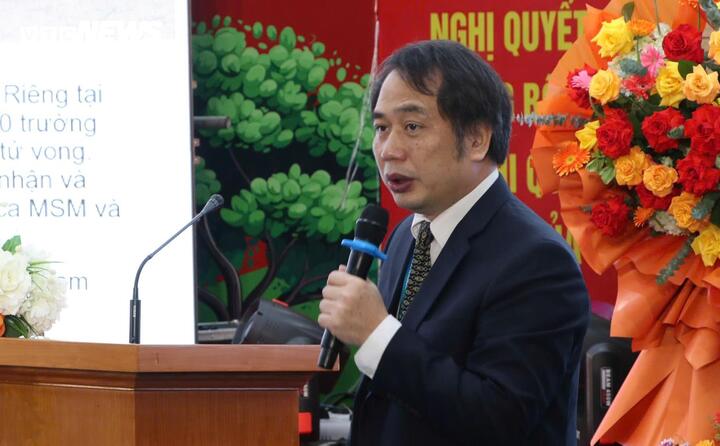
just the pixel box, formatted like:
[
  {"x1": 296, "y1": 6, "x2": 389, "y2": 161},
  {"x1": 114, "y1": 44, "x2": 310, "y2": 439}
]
[
  {"x1": 529, "y1": 0, "x2": 720, "y2": 444},
  {"x1": 659, "y1": 411, "x2": 720, "y2": 445},
  {"x1": 0, "y1": 235, "x2": 66, "y2": 338}
]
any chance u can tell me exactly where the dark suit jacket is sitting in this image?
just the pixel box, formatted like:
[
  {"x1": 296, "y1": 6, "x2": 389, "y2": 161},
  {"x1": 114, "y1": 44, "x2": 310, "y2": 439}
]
[{"x1": 350, "y1": 178, "x2": 590, "y2": 446}]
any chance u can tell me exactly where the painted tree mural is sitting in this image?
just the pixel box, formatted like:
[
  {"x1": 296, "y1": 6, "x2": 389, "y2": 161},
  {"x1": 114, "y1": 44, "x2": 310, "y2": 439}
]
[{"x1": 191, "y1": 15, "x2": 378, "y2": 323}]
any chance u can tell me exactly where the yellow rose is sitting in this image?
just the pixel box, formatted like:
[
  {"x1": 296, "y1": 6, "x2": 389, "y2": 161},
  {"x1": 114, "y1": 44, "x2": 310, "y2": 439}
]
[
  {"x1": 589, "y1": 70, "x2": 621, "y2": 105},
  {"x1": 710, "y1": 31, "x2": 720, "y2": 64},
  {"x1": 642, "y1": 164, "x2": 678, "y2": 197},
  {"x1": 656, "y1": 62, "x2": 685, "y2": 108},
  {"x1": 575, "y1": 120, "x2": 599, "y2": 151},
  {"x1": 683, "y1": 65, "x2": 720, "y2": 104},
  {"x1": 591, "y1": 17, "x2": 634, "y2": 58},
  {"x1": 669, "y1": 192, "x2": 705, "y2": 233},
  {"x1": 614, "y1": 147, "x2": 650, "y2": 186}
]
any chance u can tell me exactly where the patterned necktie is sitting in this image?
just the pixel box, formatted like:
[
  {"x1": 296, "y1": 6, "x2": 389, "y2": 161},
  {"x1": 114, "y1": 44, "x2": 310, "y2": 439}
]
[{"x1": 397, "y1": 221, "x2": 433, "y2": 321}]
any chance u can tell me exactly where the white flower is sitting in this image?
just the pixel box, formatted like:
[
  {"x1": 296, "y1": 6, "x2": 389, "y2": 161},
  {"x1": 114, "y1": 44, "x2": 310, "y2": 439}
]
[
  {"x1": 0, "y1": 250, "x2": 31, "y2": 315},
  {"x1": 20, "y1": 272, "x2": 66, "y2": 334},
  {"x1": 650, "y1": 22, "x2": 672, "y2": 40}
]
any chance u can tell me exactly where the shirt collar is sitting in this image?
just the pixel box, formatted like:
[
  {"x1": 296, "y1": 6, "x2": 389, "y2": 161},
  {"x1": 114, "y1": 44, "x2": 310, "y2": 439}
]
[{"x1": 411, "y1": 169, "x2": 499, "y2": 247}]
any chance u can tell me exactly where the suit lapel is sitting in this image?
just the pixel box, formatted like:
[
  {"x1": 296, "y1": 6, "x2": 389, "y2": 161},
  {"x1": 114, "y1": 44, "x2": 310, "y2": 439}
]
[
  {"x1": 400, "y1": 177, "x2": 514, "y2": 332},
  {"x1": 379, "y1": 218, "x2": 414, "y2": 310}
]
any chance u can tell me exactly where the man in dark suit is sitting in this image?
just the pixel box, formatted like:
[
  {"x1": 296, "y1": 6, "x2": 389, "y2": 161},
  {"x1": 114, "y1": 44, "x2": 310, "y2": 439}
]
[{"x1": 318, "y1": 40, "x2": 589, "y2": 445}]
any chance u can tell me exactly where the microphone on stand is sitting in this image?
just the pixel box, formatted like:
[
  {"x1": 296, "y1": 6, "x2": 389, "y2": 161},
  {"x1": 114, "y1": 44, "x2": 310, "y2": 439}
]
[
  {"x1": 129, "y1": 194, "x2": 224, "y2": 344},
  {"x1": 318, "y1": 204, "x2": 389, "y2": 369}
]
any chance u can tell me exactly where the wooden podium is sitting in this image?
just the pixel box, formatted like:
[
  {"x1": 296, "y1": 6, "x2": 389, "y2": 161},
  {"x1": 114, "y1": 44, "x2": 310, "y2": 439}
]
[{"x1": 0, "y1": 338, "x2": 335, "y2": 445}]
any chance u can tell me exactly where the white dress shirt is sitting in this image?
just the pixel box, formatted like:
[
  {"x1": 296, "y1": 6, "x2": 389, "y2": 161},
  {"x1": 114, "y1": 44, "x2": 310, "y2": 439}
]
[{"x1": 355, "y1": 169, "x2": 499, "y2": 379}]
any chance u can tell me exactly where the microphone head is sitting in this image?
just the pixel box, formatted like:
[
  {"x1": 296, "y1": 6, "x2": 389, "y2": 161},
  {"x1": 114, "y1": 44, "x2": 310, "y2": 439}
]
[
  {"x1": 201, "y1": 194, "x2": 224, "y2": 214},
  {"x1": 355, "y1": 204, "x2": 389, "y2": 246}
]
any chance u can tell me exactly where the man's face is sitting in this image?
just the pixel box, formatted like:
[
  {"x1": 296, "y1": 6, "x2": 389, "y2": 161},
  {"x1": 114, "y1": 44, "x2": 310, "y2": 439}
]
[{"x1": 372, "y1": 70, "x2": 490, "y2": 219}]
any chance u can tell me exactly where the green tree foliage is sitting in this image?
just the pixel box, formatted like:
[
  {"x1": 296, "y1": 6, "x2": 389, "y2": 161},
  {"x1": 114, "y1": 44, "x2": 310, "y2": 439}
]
[
  {"x1": 192, "y1": 16, "x2": 378, "y2": 314},
  {"x1": 221, "y1": 164, "x2": 367, "y2": 242},
  {"x1": 194, "y1": 157, "x2": 221, "y2": 206},
  {"x1": 192, "y1": 17, "x2": 378, "y2": 183}
]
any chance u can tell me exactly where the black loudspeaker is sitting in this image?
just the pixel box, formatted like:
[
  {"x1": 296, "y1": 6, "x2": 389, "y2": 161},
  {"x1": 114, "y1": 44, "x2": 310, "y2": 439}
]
[
  {"x1": 233, "y1": 299, "x2": 324, "y2": 345},
  {"x1": 577, "y1": 314, "x2": 638, "y2": 445},
  {"x1": 233, "y1": 299, "x2": 326, "y2": 442}
]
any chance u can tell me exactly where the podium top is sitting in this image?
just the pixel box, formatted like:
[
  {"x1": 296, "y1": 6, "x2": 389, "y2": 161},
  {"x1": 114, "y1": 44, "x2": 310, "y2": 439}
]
[{"x1": 0, "y1": 338, "x2": 337, "y2": 373}]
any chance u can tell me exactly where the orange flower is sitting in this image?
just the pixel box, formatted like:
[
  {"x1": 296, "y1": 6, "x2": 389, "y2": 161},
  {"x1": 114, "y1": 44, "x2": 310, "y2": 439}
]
[
  {"x1": 628, "y1": 19, "x2": 655, "y2": 37},
  {"x1": 679, "y1": 0, "x2": 699, "y2": 8},
  {"x1": 553, "y1": 142, "x2": 590, "y2": 176},
  {"x1": 669, "y1": 192, "x2": 706, "y2": 233},
  {"x1": 0, "y1": 314, "x2": 5, "y2": 337},
  {"x1": 633, "y1": 207, "x2": 654, "y2": 227},
  {"x1": 615, "y1": 146, "x2": 651, "y2": 186},
  {"x1": 643, "y1": 164, "x2": 678, "y2": 197}
]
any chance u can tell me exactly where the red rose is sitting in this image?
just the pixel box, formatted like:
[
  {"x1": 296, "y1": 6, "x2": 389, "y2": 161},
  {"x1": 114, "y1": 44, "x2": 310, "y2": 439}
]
[
  {"x1": 685, "y1": 105, "x2": 720, "y2": 156},
  {"x1": 597, "y1": 111, "x2": 634, "y2": 159},
  {"x1": 676, "y1": 153, "x2": 720, "y2": 195},
  {"x1": 635, "y1": 183, "x2": 678, "y2": 210},
  {"x1": 662, "y1": 24, "x2": 704, "y2": 63},
  {"x1": 590, "y1": 196, "x2": 631, "y2": 237},
  {"x1": 566, "y1": 65, "x2": 597, "y2": 109},
  {"x1": 641, "y1": 108, "x2": 685, "y2": 153}
]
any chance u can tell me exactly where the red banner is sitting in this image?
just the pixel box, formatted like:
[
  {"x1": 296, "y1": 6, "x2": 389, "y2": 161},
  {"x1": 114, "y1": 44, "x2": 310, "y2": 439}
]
[{"x1": 377, "y1": 0, "x2": 617, "y2": 309}]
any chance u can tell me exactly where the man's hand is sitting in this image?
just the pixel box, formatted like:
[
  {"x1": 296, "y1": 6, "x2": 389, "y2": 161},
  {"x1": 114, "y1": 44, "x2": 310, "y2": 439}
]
[{"x1": 318, "y1": 268, "x2": 389, "y2": 347}]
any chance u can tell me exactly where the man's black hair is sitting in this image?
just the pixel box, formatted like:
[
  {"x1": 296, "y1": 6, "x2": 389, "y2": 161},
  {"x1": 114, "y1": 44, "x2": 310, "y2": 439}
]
[{"x1": 370, "y1": 40, "x2": 512, "y2": 165}]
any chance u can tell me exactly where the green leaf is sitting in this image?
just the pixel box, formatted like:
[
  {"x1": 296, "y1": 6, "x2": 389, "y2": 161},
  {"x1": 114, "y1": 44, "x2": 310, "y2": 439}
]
[
  {"x1": 711, "y1": 199, "x2": 720, "y2": 227},
  {"x1": 317, "y1": 215, "x2": 335, "y2": 234},
  {"x1": 280, "y1": 26, "x2": 297, "y2": 50},
  {"x1": 288, "y1": 164, "x2": 301, "y2": 179},
  {"x1": 590, "y1": 101, "x2": 605, "y2": 120},
  {"x1": 250, "y1": 178, "x2": 268, "y2": 195},
  {"x1": 282, "y1": 180, "x2": 301, "y2": 201},
  {"x1": 266, "y1": 25, "x2": 278, "y2": 40},
  {"x1": 259, "y1": 79, "x2": 278, "y2": 98},
  {"x1": 585, "y1": 158, "x2": 601, "y2": 173},
  {"x1": 312, "y1": 42, "x2": 325, "y2": 56},
  {"x1": 678, "y1": 60, "x2": 694, "y2": 79},
  {"x1": 252, "y1": 21, "x2": 263, "y2": 39},
  {"x1": 621, "y1": 2, "x2": 635, "y2": 21},
  {"x1": 213, "y1": 31, "x2": 240, "y2": 55},
  {"x1": 2, "y1": 236, "x2": 21, "y2": 253},
  {"x1": 270, "y1": 221, "x2": 287, "y2": 238},
  {"x1": 195, "y1": 50, "x2": 218, "y2": 76},
  {"x1": 699, "y1": 0, "x2": 720, "y2": 30},
  {"x1": 220, "y1": 208, "x2": 243, "y2": 227},
  {"x1": 317, "y1": 84, "x2": 337, "y2": 103},
  {"x1": 288, "y1": 203, "x2": 307, "y2": 219},
  {"x1": 694, "y1": 192, "x2": 720, "y2": 219},
  {"x1": 347, "y1": 181, "x2": 362, "y2": 198},
  {"x1": 599, "y1": 165, "x2": 616, "y2": 184},
  {"x1": 311, "y1": 170, "x2": 332, "y2": 187},
  {"x1": 319, "y1": 101, "x2": 343, "y2": 121},
  {"x1": 667, "y1": 125, "x2": 685, "y2": 139},
  {"x1": 657, "y1": 237, "x2": 694, "y2": 285},
  {"x1": 619, "y1": 58, "x2": 646, "y2": 76},
  {"x1": 274, "y1": 129, "x2": 294, "y2": 148},
  {"x1": 245, "y1": 210, "x2": 266, "y2": 236},
  {"x1": 4, "y1": 315, "x2": 30, "y2": 338}
]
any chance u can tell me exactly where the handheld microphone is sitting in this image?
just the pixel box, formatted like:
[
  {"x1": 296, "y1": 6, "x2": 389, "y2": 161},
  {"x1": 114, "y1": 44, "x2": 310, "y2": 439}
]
[
  {"x1": 129, "y1": 194, "x2": 224, "y2": 344},
  {"x1": 317, "y1": 204, "x2": 389, "y2": 369}
]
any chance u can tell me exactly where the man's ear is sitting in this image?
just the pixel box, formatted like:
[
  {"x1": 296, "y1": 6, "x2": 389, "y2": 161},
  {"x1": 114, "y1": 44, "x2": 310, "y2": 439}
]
[{"x1": 463, "y1": 123, "x2": 492, "y2": 161}]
